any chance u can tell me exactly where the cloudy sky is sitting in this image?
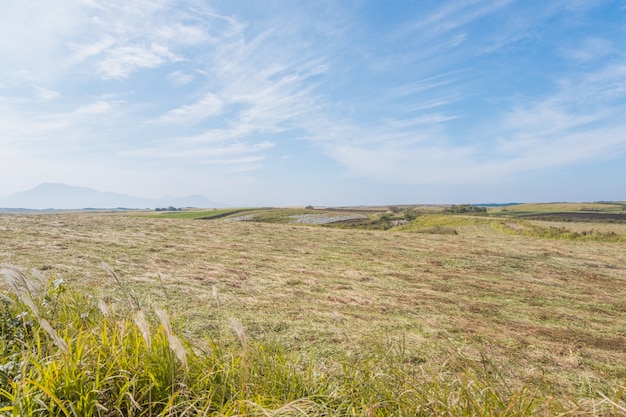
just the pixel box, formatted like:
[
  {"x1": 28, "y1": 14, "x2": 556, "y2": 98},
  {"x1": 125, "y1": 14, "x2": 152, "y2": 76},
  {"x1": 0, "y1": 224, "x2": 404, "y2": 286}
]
[{"x1": 1, "y1": 1, "x2": 625, "y2": 206}]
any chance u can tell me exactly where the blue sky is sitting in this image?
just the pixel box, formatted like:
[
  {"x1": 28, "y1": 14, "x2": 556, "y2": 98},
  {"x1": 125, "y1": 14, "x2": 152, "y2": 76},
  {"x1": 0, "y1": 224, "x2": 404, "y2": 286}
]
[{"x1": 1, "y1": 1, "x2": 625, "y2": 206}]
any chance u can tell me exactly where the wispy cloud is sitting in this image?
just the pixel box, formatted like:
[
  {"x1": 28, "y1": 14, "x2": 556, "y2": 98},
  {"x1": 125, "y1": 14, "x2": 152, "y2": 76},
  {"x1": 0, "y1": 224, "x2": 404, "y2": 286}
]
[
  {"x1": 0, "y1": 97, "x2": 120, "y2": 153},
  {"x1": 154, "y1": 93, "x2": 223, "y2": 124},
  {"x1": 563, "y1": 37, "x2": 616, "y2": 62},
  {"x1": 406, "y1": 0, "x2": 513, "y2": 36},
  {"x1": 75, "y1": 101, "x2": 114, "y2": 115},
  {"x1": 1, "y1": 1, "x2": 624, "y2": 203},
  {"x1": 156, "y1": 22, "x2": 212, "y2": 45},
  {"x1": 167, "y1": 70, "x2": 196, "y2": 86},
  {"x1": 121, "y1": 138, "x2": 274, "y2": 175},
  {"x1": 33, "y1": 86, "x2": 61, "y2": 101},
  {"x1": 0, "y1": 1, "x2": 325, "y2": 171},
  {"x1": 309, "y1": 57, "x2": 626, "y2": 185},
  {"x1": 67, "y1": 36, "x2": 116, "y2": 66},
  {"x1": 97, "y1": 43, "x2": 182, "y2": 79},
  {"x1": 390, "y1": 70, "x2": 472, "y2": 98}
]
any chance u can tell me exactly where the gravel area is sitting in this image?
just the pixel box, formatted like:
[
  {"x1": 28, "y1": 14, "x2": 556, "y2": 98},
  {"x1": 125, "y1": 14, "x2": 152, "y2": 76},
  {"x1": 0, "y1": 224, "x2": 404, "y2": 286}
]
[
  {"x1": 289, "y1": 213, "x2": 367, "y2": 225},
  {"x1": 224, "y1": 213, "x2": 367, "y2": 225},
  {"x1": 223, "y1": 214, "x2": 254, "y2": 222}
]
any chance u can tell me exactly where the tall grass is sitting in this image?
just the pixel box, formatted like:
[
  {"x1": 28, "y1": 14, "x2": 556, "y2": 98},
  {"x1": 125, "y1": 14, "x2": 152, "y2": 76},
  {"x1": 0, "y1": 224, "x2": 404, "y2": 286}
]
[{"x1": 1, "y1": 265, "x2": 623, "y2": 416}]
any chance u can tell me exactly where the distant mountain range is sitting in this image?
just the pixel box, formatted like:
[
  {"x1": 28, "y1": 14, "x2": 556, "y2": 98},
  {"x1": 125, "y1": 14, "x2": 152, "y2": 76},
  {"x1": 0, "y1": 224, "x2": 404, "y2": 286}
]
[{"x1": 0, "y1": 183, "x2": 220, "y2": 210}]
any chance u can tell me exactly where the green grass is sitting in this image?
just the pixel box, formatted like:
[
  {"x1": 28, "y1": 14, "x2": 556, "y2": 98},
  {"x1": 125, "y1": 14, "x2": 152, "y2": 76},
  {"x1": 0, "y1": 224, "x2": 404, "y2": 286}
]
[
  {"x1": 399, "y1": 214, "x2": 492, "y2": 229},
  {"x1": 138, "y1": 208, "x2": 254, "y2": 220},
  {"x1": 493, "y1": 220, "x2": 626, "y2": 242},
  {"x1": 237, "y1": 208, "x2": 314, "y2": 223}
]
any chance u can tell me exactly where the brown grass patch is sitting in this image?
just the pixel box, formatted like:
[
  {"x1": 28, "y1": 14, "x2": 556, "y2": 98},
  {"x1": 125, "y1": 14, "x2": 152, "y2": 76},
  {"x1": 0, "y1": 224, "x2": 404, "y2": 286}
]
[{"x1": 0, "y1": 211, "x2": 624, "y2": 401}]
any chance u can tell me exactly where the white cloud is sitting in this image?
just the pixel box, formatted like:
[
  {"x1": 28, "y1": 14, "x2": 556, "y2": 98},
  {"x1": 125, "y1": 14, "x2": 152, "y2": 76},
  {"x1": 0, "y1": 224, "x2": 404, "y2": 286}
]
[
  {"x1": 0, "y1": 97, "x2": 119, "y2": 153},
  {"x1": 0, "y1": 1, "x2": 228, "y2": 83},
  {"x1": 562, "y1": 37, "x2": 616, "y2": 62},
  {"x1": 34, "y1": 86, "x2": 61, "y2": 101},
  {"x1": 155, "y1": 93, "x2": 223, "y2": 124},
  {"x1": 67, "y1": 36, "x2": 117, "y2": 66},
  {"x1": 319, "y1": 125, "x2": 626, "y2": 186},
  {"x1": 97, "y1": 43, "x2": 181, "y2": 79},
  {"x1": 75, "y1": 101, "x2": 113, "y2": 114},
  {"x1": 0, "y1": 1, "x2": 87, "y2": 73},
  {"x1": 308, "y1": 58, "x2": 626, "y2": 185},
  {"x1": 384, "y1": 114, "x2": 460, "y2": 130},
  {"x1": 391, "y1": 71, "x2": 470, "y2": 97},
  {"x1": 156, "y1": 23, "x2": 211, "y2": 45},
  {"x1": 502, "y1": 101, "x2": 609, "y2": 138},
  {"x1": 400, "y1": 0, "x2": 513, "y2": 39},
  {"x1": 200, "y1": 155, "x2": 265, "y2": 165},
  {"x1": 122, "y1": 139, "x2": 274, "y2": 174},
  {"x1": 1, "y1": 1, "x2": 625, "y2": 204},
  {"x1": 168, "y1": 70, "x2": 196, "y2": 86}
]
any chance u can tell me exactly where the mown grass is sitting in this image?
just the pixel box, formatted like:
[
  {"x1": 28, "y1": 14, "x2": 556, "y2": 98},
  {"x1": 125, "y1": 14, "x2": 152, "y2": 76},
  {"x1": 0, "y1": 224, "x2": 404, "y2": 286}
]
[
  {"x1": 1, "y1": 266, "x2": 624, "y2": 416},
  {"x1": 139, "y1": 208, "x2": 253, "y2": 220},
  {"x1": 1, "y1": 211, "x2": 625, "y2": 414}
]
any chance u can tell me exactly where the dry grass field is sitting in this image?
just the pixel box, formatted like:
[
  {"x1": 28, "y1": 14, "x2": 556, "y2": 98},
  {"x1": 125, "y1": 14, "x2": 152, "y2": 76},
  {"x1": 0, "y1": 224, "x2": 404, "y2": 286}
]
[{"x1": 1, "y1": 209, "x2": 625, "y2": 413}]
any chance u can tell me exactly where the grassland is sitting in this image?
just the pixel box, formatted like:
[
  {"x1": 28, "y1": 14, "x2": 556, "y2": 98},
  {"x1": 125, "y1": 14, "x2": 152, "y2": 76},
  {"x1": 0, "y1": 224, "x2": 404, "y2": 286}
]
[
  {"x1": 0, "y1": 205, "x2": 625, "y2": 415},
  {"x1": 488, "y1": 202, "x2": 626, "y2": 215},
  {"x1": 138, "y1": 208, "x2": 254, "y2": 220}
]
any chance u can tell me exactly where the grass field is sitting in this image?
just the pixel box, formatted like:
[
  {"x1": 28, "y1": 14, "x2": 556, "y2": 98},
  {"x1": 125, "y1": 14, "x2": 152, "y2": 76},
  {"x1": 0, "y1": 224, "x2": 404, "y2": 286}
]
[
  {"x1": 1, "y1": 206, "x2": 625, "y2": 415},
  {"x1": 488, "y1": 202, "x2": 626, "y2": 214}
]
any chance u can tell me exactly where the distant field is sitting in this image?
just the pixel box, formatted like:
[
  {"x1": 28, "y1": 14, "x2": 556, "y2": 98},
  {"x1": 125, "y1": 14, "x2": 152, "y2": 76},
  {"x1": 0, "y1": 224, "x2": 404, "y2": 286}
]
[
  {"x1": 1, "y1": 205, "x2": 625, "y2": 413},
  {"x1": 138, "y1": 208, "x2": 252, "y2": 219},
  {"x1": 489, "y1": 201, "x2": 626, "y2": 215}
]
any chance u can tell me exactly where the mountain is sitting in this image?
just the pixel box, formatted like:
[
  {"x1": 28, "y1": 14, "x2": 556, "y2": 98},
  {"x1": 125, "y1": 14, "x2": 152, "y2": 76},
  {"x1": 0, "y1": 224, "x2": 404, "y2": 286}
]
[{"x1": 0, "y1": 183, "x2": 220, "y2": 210}]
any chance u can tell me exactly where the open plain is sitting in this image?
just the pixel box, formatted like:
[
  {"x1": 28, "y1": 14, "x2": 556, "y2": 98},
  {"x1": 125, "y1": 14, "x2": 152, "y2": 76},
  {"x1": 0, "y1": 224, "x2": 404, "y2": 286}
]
[{"x1": 1, "y1": 207, "x2": 625, "y2": 414}]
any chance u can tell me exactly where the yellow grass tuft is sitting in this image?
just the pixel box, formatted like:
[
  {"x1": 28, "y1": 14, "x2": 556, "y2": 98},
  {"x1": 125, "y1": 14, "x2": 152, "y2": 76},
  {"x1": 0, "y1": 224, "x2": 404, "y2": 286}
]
[
  {"x1": 97, "y1": 298, "x2": 112, "y2": 318},
  {"x1": 228, "y1": 317, "x2": 246, "y2": 350},
  {"x1": 38, "y1": 318, "x2": 69, "y2": 354},
  {"x1": 133, "y1": 310, "x2": 152, "y2": 351},
  {"x1": 154, "y1": 306, "x2": 187, "y2": 369}
]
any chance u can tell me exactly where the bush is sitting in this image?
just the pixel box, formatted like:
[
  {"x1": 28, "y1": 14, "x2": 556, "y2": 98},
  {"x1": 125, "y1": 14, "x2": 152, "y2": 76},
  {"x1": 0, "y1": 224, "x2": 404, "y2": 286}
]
[
  {"x1": 444, "y1": 204, "x2": 487, "y2": 214},
  {"x1": 403, "y1": 208, "x2": 418, "y2": 221}
]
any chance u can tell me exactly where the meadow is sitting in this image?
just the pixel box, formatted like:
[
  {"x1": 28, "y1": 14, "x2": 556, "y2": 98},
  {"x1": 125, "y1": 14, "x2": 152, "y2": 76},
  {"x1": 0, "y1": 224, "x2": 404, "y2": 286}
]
[{"x1": 0, "y1": 205, "x2": 624, "y2": 415}]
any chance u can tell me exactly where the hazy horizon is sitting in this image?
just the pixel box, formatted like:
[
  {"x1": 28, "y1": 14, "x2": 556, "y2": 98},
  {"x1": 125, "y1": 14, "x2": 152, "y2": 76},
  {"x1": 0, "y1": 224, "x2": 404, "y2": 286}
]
[
  {"x1": 1, "y1": 2, "x2": 625, "y2": 206},
  {"x1": 1, "y1": 182, "x2": 622, "y2": 211},
  {"x1": 0, "y1": 182, "x2": 220, "y2": 210}
]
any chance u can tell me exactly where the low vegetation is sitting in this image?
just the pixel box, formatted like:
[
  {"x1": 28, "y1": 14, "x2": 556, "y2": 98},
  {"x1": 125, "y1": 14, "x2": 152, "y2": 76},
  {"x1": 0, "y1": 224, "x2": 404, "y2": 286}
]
[
  {"x1": 1, "y1": 203, "x2": 625, "y2": 415},
  {"x1": 489, "y1": 202, "x2": 626, "y2": 219},
  {"x1": 494, "y1": 220, "x2": 626, "y2": 242},
  {"x1": 140, "y1": 208, "x2": 253, "y2": 220},
  {"x1": 1, "y1": 265, "x2": 623, "y2": 416},
  {"x1": 443, "y1": 204, "x2": 487, "y2": 214}
]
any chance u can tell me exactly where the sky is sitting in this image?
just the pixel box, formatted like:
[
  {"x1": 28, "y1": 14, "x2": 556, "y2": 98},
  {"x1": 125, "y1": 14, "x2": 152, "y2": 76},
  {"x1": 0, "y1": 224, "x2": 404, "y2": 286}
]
[{"x1": 1, "y1": 0, "x2": 626, "y2": 206}]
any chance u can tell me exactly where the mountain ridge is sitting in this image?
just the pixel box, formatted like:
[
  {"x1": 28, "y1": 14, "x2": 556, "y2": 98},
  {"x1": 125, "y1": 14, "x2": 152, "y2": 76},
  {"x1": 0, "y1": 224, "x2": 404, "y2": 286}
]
[{"x1": 0, "y1": 183, "x2": 220, "y2": 210}]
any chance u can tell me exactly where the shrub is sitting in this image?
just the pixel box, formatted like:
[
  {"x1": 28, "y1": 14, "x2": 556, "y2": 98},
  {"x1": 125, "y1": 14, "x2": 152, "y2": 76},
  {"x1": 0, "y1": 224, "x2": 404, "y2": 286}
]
[{"x1": 444, "y1": 204, "x2": 487, "y2": 214}]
